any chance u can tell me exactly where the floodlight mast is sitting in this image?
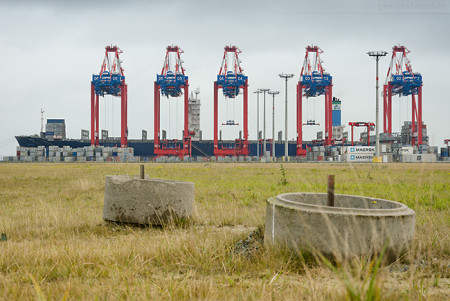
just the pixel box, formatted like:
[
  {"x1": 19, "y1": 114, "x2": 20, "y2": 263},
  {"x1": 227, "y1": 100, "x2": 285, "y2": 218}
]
[
  {"x1": 260, "y1": 88, "x2": 270, "y2": 158},
  {"x1": 367, "y1": 50, "x2": 388, "y2": 161},
  {"x1": 279, "y1": 73, "x2": 294, "y2": 160},
  {"x1": 253, "y1": 89, "x2": 262, "y2": 158},
  {"x1": 268, "y1": 90, "x2": 280, "y2": 159}
]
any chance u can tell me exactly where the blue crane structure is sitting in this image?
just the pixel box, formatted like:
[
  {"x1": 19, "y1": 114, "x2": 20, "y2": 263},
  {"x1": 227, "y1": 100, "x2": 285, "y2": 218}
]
[
  {"x1": 154, "y1": 46, "x2": 191, "y2": 157},
  {"x1": 91, "y1": 45, "x2": 127, "y2": 147},
  {"x1": 296, "y1": 45, "x2": 333, "y2": 156},
  {"x1": 213, "y1": 45, "x2": 249, "y2": 156},
  {"x1": 383, "y1": 45, "x2": 424, "y2": 146}
]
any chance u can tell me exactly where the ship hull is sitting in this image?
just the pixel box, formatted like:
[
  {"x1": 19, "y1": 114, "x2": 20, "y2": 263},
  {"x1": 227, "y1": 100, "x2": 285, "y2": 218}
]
[{"x1": 15, "y1": 136, "x2": 301, "y2": 157}]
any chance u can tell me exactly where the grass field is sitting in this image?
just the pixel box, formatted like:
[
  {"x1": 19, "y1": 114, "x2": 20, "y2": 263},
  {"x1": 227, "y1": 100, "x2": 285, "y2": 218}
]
[{"x1": 0, "y1": 163, "x2": 449, "y2": 300}]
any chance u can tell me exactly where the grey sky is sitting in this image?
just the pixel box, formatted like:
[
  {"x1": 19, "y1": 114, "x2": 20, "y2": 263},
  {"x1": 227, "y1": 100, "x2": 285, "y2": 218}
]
[{"x1": 1, "y1": 0, "x2": 449, "y2": 155}]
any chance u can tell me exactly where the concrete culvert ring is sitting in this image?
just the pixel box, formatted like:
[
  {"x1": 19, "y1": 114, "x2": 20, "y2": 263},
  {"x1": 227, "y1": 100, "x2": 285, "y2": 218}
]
[
  {"x1": 103, "y1": 175, "x2": 195, "y2": 226},
  {"x1": 265, "y1": 193, "x2": 415, "y2": 263}
]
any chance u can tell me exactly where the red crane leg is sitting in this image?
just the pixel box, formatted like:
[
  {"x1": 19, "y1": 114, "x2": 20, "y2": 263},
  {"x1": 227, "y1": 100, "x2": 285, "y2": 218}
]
[
  {"x1": 328, "y1": 83, "x2": 333, "y2": 145},
  {"x1": 383, "y1": 86, "x2": 386, "y2": 133},
  {"x1": 387, "y1": 84, "x2": 392, "y2": 134},
  {"x1": 296, "y1": 83, "x2": 303, "y2": 156},
  {"x1": 243, "y1": 82, "x2": 249, "y2": 154},
  {"x1": 154, "y1": 83, "x2": 160, "y2": 150},
  {"x1": 91, "y1": 84, "x2": 95, "y2": 146},
  {"x1": 125, "y1": 84, "x2": 128, "y2": 147},
  {"x1": 367, "y1": 125, "x2": 370, "y2": 146},
  {"x1": 418, "y1": 85, "x2": 423, "y2": 145},
  {"x1": 214, "y1": 82, "x2": 218, "y2": 152},
  {"x1": 325, "y1": 89, "x2": 329, "y2": 145},
  {"x1": 184, "y1": 82, "x2": 189, "y2": 156},
  {"x1": 121, "y1": 85, "x2": 125, "y2": 147},
  {"x1": 95, "y1": 94, "x2": 99, "y2": 146},
  {"x1": 412, "y1": 94, "x2": 416, "y2": 146},
  {"x1": 351, "y1": 125, "x2": 354, "y2": 146}
]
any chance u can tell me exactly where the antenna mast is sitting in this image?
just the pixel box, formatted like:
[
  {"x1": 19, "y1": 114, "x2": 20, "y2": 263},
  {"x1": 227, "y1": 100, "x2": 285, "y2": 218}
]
[
  {"x1": 40, "y1": 108, "x2": 45, "y2": 133},
  {"x1": 194, "y1": 87, "x2": 200, "y2": 100}
]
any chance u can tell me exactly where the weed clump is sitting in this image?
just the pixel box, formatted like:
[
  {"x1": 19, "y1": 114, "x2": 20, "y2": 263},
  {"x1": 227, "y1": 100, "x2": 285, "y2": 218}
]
[
  {"x1": 233, "y1": 227, "x2": 264, "y2": 258},
  {"x1": 278, "y1": 164, "x2": 288, "y2": 186}
]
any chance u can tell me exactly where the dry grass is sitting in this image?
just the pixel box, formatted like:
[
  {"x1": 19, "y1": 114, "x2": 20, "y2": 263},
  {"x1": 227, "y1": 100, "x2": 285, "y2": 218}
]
[{"x1": 0, "y1": 162, "x2": 448, "y2": 300}]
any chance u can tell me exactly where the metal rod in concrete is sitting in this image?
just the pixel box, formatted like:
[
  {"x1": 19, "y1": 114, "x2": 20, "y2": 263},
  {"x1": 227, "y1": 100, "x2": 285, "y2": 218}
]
[
  {"x1": 140, "y1": 164, "x2": 145, "y2": 179},
  {"x1": 279, "y1": 73, "x2": 294, "y2": 160},
  {"x1": 327, "y1": 175, "x2": 335, "y2": 207}
]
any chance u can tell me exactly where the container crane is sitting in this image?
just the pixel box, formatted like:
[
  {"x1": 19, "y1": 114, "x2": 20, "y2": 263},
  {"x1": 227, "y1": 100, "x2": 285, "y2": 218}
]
[
  {"x1": 91, "y1": 45, "x2": 127, "y2": 147},
  {"x1": 213, "y1": 45, "x2": 249, "y2": 156},
  {"x1": 296, "y1": 45, "x2": 333, "y2": 156},
  {"x1": 154, "y1": 46, "x2": 191, "y2": 157},
  {"x1": 348, "y1": 122, "x2": 375, "y2": 146},
  {"x1": 383, "y1": 46, "x2": 423, "y2": 145}
]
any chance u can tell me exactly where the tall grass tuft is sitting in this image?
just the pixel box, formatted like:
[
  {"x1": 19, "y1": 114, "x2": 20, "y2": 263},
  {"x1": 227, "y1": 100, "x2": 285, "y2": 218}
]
[
  {"x1": 278, "y1": 164, "x2": 288, "y2": 186},
  {"x1": 0, "y1": 163, "x2": 447, "y2": 299}
]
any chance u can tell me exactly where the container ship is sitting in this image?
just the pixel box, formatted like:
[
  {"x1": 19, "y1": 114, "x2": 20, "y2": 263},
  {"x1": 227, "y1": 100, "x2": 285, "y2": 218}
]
[
  {"x1": 15, "y1": 113, "x2": 301, "y2": 159},
  {"x1": 15, "y1": 92, "x2": 343, "y2": 159}
]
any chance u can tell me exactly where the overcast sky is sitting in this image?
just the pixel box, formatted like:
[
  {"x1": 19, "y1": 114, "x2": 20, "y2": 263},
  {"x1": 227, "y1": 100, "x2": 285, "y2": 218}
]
[{"x1": 1, "y1": 0, "x2": 449, "y2": 156}]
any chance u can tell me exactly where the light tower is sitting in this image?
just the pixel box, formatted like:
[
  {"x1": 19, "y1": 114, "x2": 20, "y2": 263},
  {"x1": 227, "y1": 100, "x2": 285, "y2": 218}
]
[
  {"x1": 260, "y1": 88, "x2": 270, "y2": 158},
  {"x1": 279, "y1": 73, "x2": 294, "y2": 160},
  {"x1": 368, "y1": 50, "x2": 388, "y2": 161},
  {"x1": 253, "y1": 89, "x2": 262, "y2": 158},
  {"x1": 268, "y1": 90, "x2": 280, "y2": 159}
]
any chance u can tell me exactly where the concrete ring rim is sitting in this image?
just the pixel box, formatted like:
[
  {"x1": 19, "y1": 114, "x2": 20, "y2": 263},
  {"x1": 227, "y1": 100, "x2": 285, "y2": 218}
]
[{"x1": 270, "y1": 193, "x2": 413, "y2": 216}]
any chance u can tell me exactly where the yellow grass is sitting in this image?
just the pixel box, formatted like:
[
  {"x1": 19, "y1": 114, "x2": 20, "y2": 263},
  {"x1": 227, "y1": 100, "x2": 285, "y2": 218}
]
[{"x1": 0, "y1": 163, "x2": 449, "y2": 300}]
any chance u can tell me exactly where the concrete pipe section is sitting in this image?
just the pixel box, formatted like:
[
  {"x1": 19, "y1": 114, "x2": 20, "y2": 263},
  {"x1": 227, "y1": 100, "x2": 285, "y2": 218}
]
[
  {"x1": 103, "y1": 175, "x2": 195, "y2": 225},
  {"x1": 265, "y1": 193, "x2": 415, "y2": 262}
]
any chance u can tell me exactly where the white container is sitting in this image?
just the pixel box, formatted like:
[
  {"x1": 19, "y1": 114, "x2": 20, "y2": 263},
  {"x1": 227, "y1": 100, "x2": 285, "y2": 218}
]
[
  {"x1": 344, "y1": 146, "x2": 375, "y2": 154},
  {"x1": 401, "y1": 147, "x2": 414, "y2": 155},
  {"x1": 382, "y1": 154, "x2": 393, "y2": 163},
  {"x1": 346, "y1": 153, "x2": 374, "y2": 162}
]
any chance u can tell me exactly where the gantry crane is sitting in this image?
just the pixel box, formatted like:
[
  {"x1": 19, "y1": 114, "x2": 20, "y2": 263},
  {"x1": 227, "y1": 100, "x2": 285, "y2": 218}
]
[
  {"x1": 296, "y1": 45, "x2": 333, "y2": 156},
  {"x1": 91, "y1": 45, "x2": 127, "y2": 147},
  {"x1": 213, "y1": 45, "x2": 249, "y2": 156},
  {"x1": 154, "y1": 46, "x2": 191, "y2": 157},
  {"x1": 383, "y1": 46, "x2": 423, "y2": 145},
  {"x1": 348, "y1": 122, "x2": 375, "y2": 146}
]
